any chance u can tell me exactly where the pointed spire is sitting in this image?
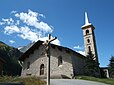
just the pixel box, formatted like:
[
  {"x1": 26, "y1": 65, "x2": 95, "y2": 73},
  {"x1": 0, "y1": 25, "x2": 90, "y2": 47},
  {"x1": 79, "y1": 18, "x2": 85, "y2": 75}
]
[
  {"x1": 85, "y1": 12, "x2": 90, "y2": 25},
  {"x1": 82, "y1": 12, "x2": 91, "y2": 28}
]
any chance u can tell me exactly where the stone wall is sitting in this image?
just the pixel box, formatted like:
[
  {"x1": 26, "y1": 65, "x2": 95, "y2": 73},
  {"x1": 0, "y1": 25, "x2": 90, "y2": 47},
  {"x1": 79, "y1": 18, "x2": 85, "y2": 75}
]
[
  {"x1": 50, "y1": 46, "x2": 73, "y2": 78},
  {"x1": 21, "y1": 44, "x2": 85, "y2": 78},
  {"x1": 71, "y1": 53, "x2": 85, "y2": 76}
]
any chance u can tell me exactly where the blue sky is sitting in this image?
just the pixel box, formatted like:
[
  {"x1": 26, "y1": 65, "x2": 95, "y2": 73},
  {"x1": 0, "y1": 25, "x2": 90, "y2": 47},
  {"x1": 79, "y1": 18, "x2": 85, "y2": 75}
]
[{"x1": 0, "y1": 0, "x2": 114, "y2": 67}]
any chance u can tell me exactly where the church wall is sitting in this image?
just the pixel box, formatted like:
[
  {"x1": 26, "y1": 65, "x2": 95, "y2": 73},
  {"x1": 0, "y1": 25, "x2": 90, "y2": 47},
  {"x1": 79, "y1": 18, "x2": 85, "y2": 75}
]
[
  {"x1": 21, "y1": 45, "x2": 74, "y2": 78},
  {"x1": 21, "y1": 45, "x2": 47, "y2": 77},
  {"x1": 71, "y1": 54, "x2": 85, "y2": 76},
  {"x1": 50, "y1": 46, "x2": 73, "y2": 78}
]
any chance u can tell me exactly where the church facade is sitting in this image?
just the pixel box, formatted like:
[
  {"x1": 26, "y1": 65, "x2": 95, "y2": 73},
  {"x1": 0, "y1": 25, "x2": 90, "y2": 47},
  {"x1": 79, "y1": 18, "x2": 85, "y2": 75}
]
[
  {"x1": 19, "y1": 41, "x2": 85, "y2": 78},
  {"x1": 19, "y1": 12, "x2": 99, "y2": 78}
]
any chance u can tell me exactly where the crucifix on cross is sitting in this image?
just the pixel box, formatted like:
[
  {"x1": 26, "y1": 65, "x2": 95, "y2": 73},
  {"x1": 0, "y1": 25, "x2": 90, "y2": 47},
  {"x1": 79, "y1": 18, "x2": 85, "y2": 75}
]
[
  {"x1": 43, "y1": 34, "x2": 57, "y2": 56},
  {"x1": 43, "y1": 34, "x2": 57, "y2": 85}
]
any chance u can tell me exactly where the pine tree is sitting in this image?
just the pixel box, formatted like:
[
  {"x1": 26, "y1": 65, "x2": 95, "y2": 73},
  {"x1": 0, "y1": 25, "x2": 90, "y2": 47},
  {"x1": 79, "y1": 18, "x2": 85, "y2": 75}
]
[
  {"x1": 84, "y1": 51, "x2": 100, "y2": 77},
  {"x1": 108, "y1": 56, "x2": 114, "y2": 78}
]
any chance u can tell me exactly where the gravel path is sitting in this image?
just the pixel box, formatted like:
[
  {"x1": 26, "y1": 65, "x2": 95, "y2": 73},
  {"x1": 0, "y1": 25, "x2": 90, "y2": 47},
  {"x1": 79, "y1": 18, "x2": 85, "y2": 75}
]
[{"x1": 50, "y1": 79, "x2": 109, "y2": 85}]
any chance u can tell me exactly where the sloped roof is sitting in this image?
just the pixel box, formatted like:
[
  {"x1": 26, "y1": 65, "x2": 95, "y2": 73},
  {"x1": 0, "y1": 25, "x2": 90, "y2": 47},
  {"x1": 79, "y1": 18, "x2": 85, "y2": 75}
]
[{"x1": 19, "y1": 40, "x2": 85, "y2": 61}]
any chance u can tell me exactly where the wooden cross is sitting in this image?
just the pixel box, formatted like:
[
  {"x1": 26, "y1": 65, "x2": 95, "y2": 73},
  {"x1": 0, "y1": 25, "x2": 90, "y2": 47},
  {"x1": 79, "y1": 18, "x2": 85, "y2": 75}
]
[{"x1": 43, "y1": 34, "x2": 57, "y2": 85}]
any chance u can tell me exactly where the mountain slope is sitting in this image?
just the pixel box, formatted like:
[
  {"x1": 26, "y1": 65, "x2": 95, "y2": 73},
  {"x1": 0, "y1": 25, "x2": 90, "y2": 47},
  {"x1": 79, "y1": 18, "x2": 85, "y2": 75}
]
[
  {"x1": 0, "y1": 41, "x2": 22, "y2": 76},
  {"x1": 18, "y1": 42, "x2": 35, "y2": 53}
]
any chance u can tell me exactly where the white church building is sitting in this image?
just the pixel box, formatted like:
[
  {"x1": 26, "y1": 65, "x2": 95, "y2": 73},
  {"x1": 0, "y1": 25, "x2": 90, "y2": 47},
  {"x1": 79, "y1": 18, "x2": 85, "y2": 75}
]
[{"x1": 19, "y1": 12, "x2": 100, "y2": 78}]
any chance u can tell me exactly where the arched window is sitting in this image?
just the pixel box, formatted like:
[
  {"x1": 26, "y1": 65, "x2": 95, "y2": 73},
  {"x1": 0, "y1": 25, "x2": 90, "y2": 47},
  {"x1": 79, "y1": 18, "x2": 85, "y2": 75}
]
[
  {"x1": 87, "y1": 39, "x2": 90, "y2": 43},
  {"x1": 86, "y1": 30, "x2": 89, "y2": 35},
  {"x1": 88, "y1": 46, "x2": 91, "y2": 52},
  {"x1": 40, "y1": 64, "x2": 44, "y2": 75},
  {"x1": 58, "y1": 56, "x2": 62, "y2": 66},
  {"x1": 27, "y1": 62, "x2": 30, "y2": 69}
]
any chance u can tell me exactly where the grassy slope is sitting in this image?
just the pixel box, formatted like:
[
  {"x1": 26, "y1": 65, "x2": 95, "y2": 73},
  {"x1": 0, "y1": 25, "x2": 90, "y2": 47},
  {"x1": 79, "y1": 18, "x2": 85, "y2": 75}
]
[
  {"x1": 0, "y1": 41, "x2": 22, "y2": 76},
  {"x1": 76, "y1": 76, "x2": 114, "y2": 85},
  {"x1": 0, "y1": 76, "x2": 46, "y2": 85}
]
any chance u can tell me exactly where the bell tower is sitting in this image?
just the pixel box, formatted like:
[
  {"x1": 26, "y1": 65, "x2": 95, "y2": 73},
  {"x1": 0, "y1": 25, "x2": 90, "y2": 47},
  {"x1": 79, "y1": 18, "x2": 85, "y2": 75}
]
[{"x1": 82, "y1": 12, "x2": 98, "y2": 62}]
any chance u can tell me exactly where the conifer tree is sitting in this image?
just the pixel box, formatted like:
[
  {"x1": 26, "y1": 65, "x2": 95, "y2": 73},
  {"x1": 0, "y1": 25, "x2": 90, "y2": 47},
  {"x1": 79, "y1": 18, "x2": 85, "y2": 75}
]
[
  {"x1": 84, "y1": 51, "x2": 100, "y2": 77},
  {"x1": 108, "y1": 56, "x2": 114, "y2": 78}
]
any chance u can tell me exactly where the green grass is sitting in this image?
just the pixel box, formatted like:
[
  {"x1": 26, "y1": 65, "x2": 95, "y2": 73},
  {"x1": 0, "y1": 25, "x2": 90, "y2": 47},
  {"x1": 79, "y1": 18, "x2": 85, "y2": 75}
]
[
  {"x1": 76, "y1": 76, "x2": 114, "y2": 85},
  {"x1": 0, "y1": 76, "x2": 46, "y2": 85}
]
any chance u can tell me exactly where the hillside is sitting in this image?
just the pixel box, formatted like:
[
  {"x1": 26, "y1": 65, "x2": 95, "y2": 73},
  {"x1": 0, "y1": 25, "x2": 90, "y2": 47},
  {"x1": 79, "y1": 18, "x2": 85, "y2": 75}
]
[
  {"x1": 0, "y1": 41, "x2": 22, "y2": 76},
  {"x1": 18, "y1": 42, "x2": 35, "y2": 53}
]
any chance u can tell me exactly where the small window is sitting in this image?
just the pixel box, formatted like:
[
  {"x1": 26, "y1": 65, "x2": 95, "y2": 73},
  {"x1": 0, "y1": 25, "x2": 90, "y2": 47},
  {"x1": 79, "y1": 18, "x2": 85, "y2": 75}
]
[
  {"x1": 58, "y1": 56, "x2": 63, "y2": 66},
  {"x1": 40, "y1": 64, "x2": 44, "y2": 75},
  {"x1": 86, "y1": 30, "x2": 89, "y2": 35},
  {"x1": 87, "y1": 39, "x2": 90, "y2": 43},
  {"x1": 88, "y1": 46, "x2": 91, "y2": 52},
  {"x1": 27, "y1": 62, "x2": 30, "y2": 69}
]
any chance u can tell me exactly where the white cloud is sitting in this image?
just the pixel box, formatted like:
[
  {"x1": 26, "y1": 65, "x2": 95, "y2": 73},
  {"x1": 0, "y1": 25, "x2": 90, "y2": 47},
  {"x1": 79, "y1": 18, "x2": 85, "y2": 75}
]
[
  {"x1": 39, "y1": 36, "x2": 60, "y2": 45},
  {"x1": 0, "y1": 22, "x2": 5, "y2": 25},
  {"x1": 51, "y1": 39, "x2": 60, "y2": 45},
  {"x1": 2, "y1": 18, "x2": 14, "y2": 25},
  {"x1": 18, "y1": 26, "x2": 39, "y2": 42},
  {"x1": 15, "y1": 20, "x2": 20, "y2": 25},
  {"x1": 3, "y1": 24, "x2": 59, "y2": 44},
  {"x1": 39, "y1": 14, "x2": 46, "y2": 18},
  {"x1": 9, "y1": 40, "x2": 15, "y2": 44},
  {"x1": 11, "y1": 10, "x2": 17, "y2": 14},
  {"x1": 76, "y1": 50, "x2": 85, "y2": 55},
  {"x1": 4, "y1": 25, "x2": 39, "y2": 42},
  {"x1": 0, "y1": 9, "x2": 60, "y2": 45},
  {"x1": 15, "y1": 9, "x2": 53, "y2": 32},
  {"x1": 4, "y1": 25, "x2": 20, "y2": 34},
  {"x1": 74, "y1": 45, "x2": 85, "y2": 55},
  {"x1": 74, "y1": 45, "x2": 83, "y2": 50}
]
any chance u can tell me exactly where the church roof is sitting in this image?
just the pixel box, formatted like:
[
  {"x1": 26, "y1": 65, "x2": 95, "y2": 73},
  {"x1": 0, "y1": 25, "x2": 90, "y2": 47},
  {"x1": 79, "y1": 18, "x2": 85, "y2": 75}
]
[{"x1": 19, "y1": 40, "x2": 85, "y2": 61}]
